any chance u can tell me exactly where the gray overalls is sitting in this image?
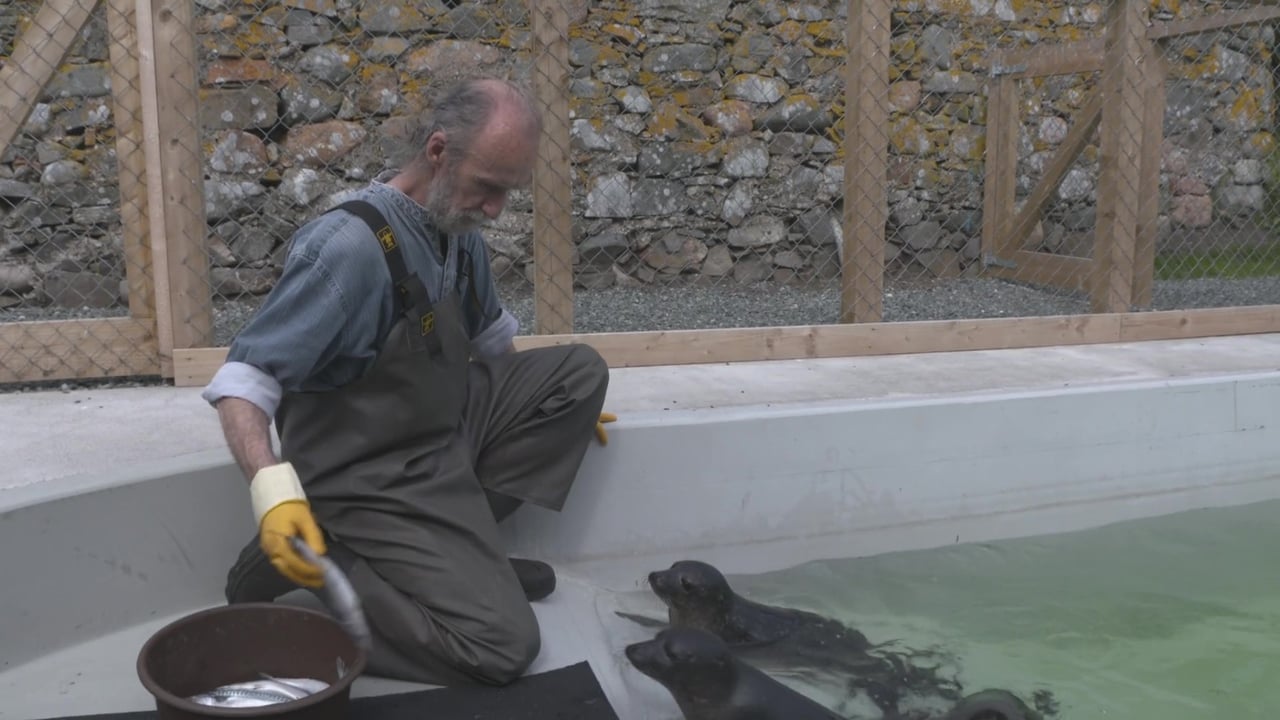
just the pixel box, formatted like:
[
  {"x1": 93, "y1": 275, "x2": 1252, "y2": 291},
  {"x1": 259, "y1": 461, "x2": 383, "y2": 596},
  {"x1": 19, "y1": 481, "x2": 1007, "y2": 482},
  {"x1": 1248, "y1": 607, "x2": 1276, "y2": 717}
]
[{"x1": 231, "y1": 200, "x2": 608, "y2": 686}]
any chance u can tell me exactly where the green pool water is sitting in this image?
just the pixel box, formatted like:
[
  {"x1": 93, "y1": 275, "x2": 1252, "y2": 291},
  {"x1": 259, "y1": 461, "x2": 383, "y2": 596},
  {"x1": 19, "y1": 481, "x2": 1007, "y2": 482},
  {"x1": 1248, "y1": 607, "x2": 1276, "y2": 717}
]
[{"x1": 722, "y1": 499, "x2": 1280, "y2": 719}]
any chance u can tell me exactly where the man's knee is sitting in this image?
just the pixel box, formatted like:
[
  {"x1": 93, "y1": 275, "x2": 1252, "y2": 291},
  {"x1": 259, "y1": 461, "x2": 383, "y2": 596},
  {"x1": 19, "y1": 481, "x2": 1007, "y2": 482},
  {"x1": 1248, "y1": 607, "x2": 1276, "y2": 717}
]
[
  {"x1": 466, "y1": 604, "x2": 542, "y2": 685},
  {"x1": 564, "y1": 343, "x2": 608, "y2": 400}
]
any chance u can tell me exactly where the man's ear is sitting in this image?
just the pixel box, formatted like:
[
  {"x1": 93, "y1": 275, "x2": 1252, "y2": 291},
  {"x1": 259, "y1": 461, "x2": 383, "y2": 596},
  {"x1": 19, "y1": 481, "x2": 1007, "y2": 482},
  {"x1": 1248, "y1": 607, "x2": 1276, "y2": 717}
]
[{"x1": 424, "y1": 130, "x2": 447, "y2": 165}]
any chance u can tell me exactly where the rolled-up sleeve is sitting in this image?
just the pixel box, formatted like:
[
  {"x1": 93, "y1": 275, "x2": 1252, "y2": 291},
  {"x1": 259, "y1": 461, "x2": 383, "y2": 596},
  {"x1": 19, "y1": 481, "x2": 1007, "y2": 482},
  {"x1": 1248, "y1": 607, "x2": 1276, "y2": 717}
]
[
  {"x1": 201, "y1": 360, "x2": 283, "y2": 418},
  {"x1": 202, "y1": 214, "x2": 376, "y2": 416},
  {"x1": 471, "y1": 308, "x2": 519, "y2": 358}
]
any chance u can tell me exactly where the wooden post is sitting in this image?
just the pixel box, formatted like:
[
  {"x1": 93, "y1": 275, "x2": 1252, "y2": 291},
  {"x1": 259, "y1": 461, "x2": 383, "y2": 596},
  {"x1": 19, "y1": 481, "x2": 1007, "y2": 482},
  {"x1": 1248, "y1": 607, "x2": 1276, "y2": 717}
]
[
  {"x1": 1132, "y1": 48, "x2": 1167, "y2": 310},
  {"x1": 981, "y1": 60, "x2": 1019, "y2": 266},
  {"x1": 107, "y1": 0, "x2": 155, "y2": 320},
  {"x1": 1091, "y1": 0, "x2": 1148, "y2": 314},
  {"x1": 529, "y1": 0, "x2": 574, "y2": 335},
  {"x1": 136, "y1": 0, "x2": 212, "y2": 376},
  {"x1": 841, "y1": 0, "x2": 891, "y2": 323}
]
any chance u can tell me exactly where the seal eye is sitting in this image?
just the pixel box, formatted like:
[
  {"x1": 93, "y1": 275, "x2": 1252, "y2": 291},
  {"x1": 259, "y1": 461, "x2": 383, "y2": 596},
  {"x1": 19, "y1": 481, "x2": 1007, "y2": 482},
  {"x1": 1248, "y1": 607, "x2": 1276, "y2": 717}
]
[{"x1": 679, "y1": 576, "x2": 695, "y2": 593}]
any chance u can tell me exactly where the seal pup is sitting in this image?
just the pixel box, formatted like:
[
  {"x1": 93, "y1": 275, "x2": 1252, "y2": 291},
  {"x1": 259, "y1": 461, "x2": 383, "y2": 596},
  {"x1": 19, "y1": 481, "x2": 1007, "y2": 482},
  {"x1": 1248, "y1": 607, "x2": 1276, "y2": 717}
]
[
  {"x1": 644, "y1": 559, "x2": 873, "y2": 650},
  {"x1": 942, "y1": 688, "x2": 1043, "y2": 720},
  {"x1": 621, "y1": 559, "x2": 969, "y2": 718},
  {"x1": 624, "y1": 626, "x2": 844, "y2": 720}
]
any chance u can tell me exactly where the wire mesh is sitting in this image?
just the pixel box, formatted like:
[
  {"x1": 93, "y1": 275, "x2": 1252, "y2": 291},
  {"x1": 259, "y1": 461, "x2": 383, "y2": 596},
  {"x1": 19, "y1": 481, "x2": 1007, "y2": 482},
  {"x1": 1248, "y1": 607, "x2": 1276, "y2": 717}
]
[
  {"x1": 189, "y1": 0, "x2": 549, "y2": 345},
  {"x1": 569, "y1": 0, "x2": 858, "y2": 331},
  {"x1": 1151, "y1": 2, "x2": 1280, "y2": 309},
  {"x1": 963, "y1": 0, "x2": 1280, "y2": 318},
  {"x1": 4, "y1": 0, "x2": 1280, "y2": 388},
  {"x1": 0, "y1": 0, "x2": 158, "y2": 386}
]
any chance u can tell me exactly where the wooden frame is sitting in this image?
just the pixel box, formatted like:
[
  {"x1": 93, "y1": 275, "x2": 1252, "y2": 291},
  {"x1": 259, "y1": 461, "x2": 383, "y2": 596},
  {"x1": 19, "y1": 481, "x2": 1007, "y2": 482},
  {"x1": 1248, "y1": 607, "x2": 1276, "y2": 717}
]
[
  {"x1": 137, "y1": 0, "x2": 213, "y2": 374},
  {"x1": 0, "y1": 0, "x2": 165, "y2": 384},
  {"x1": 980, "y1": 3, "x2": 1160, "y2": 311},
  {"x1": 170, "y1": 305, "x2": 1280, "y2": 385},
  {"x1": 3, "y1": 0, "x2": 1280, "y2": 388},
  {"x1": 529, "y1": 1, "x2": 574, "y2": 335},
  {"x1": 0, "y1": 318, "x2": 158, "y2": 383},
  {"x1": 979, "y1": 0, "x2": 1266, "y2": 313},
  {"x1": 840, "y1": 0, "x2": 891, "y2": 323}
]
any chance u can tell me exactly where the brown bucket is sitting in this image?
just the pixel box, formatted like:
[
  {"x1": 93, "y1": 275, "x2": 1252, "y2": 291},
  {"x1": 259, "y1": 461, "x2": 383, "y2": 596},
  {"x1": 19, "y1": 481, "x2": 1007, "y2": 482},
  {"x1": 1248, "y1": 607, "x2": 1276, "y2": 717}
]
[{"x1": 136, "y1": 603, "x2": 369, "y2": 720}]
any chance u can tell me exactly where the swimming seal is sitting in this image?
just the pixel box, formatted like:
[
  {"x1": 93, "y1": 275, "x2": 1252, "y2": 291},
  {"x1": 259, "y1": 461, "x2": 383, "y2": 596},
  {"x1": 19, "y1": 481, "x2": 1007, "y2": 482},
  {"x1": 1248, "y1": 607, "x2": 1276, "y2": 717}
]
[
  {"x1": 943, "y1": 688, "x2": 1043, "y2": 720},
  {"x1": 645, "y1": 560, "x2": 873, "y2": 650},
  {"x1": 622, "y1": 560, "x2": 972, "y2": 718},
  {"x1": 625, "y1": 626, "x2": 843, "y2": 720}
]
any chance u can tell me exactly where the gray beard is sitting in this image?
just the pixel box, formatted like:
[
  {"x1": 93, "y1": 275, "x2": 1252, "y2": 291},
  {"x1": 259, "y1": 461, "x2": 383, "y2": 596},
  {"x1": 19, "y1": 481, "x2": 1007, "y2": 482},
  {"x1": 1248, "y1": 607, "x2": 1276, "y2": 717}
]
[{"x1": 424, "y1": 176, "x2": 486, "y2": 236}]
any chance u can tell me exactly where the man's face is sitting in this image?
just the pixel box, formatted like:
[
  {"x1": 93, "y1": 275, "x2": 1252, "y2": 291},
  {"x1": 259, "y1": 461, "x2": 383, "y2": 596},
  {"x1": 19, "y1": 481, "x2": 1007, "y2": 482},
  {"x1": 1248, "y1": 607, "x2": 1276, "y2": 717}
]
[
  {"x1": 424, "y1": 115, "x2": 536, "y2": 235},
  {"x1": 423, "y1": 162, "x2": 488, "y2": 235}
]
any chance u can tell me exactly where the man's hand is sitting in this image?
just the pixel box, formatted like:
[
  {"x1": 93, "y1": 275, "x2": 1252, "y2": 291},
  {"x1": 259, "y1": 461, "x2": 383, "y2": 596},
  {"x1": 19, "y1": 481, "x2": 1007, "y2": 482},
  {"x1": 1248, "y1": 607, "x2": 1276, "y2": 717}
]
[
  {"x1": 251, "y1": 462, "x2": 327, "y2": 587},
  {"x1": 595, "y1": 412, "x2": 617, "y2": 445}
]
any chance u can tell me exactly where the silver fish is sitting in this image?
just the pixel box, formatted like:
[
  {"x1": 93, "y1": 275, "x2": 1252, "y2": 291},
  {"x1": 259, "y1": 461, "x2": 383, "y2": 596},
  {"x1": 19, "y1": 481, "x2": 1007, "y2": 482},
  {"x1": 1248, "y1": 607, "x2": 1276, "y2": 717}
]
[
  {"x1": 290, "y1": 536, "x2": 373, "y2": 652},
  {"x1": 188, "y1": 677, "x2": 330, "y2": 708}
]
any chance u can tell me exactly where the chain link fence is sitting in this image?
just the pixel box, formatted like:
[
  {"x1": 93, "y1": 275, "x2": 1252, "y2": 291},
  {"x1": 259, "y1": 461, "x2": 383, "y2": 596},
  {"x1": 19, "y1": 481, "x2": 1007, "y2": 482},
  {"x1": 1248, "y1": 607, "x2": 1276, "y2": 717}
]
[
  {"x1": 1150, "y1": 2, "x2": 1280, "y2": 308},
  {"x1": 0, "y1": 0, "x2": 158, "y2": 385},
  {"x1": 968, "y1": 0, "x2": 1280, "y2": 318},
  {"x1": 2, "y1": 0, "x2": 1279, "y2": 387}
]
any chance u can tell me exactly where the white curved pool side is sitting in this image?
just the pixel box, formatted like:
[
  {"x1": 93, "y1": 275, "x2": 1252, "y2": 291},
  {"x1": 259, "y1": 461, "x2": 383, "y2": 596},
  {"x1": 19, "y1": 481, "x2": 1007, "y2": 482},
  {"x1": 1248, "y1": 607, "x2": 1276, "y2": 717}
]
[{"x1": 4, "y1": 333, "x2": 1280, "y2": 720}]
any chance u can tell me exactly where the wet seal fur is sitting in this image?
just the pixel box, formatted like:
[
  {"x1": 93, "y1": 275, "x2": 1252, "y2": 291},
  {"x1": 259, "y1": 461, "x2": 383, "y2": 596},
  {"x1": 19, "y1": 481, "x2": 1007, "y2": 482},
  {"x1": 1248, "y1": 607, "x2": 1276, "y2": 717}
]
[
  {"x1": 621, "y1": 560, "x2": 1060, "y2": 719},
  {"x1": 646, "y1": 559, "x2": 874, "y2": 651},
  {"x1": 943, "y1": 689, "x2": 1043, "y2": 720},
  {"x1": 625, "y1": 626, "x2": 843, "y2": 720}
]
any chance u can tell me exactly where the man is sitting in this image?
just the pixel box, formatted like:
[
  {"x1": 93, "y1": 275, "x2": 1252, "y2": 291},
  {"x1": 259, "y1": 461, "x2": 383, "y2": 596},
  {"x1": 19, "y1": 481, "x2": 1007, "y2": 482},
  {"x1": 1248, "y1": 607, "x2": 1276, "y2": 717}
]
[{"x1": 200, "y1": 77, "x2": 613, "y2": 687}]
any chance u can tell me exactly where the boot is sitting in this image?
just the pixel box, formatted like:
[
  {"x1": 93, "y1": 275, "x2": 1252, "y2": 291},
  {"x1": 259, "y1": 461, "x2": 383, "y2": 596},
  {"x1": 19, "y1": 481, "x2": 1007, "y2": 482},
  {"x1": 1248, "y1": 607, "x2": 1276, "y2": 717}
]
[{"x1": 225, "y1": 536, "x2": 298, "y2": 604}]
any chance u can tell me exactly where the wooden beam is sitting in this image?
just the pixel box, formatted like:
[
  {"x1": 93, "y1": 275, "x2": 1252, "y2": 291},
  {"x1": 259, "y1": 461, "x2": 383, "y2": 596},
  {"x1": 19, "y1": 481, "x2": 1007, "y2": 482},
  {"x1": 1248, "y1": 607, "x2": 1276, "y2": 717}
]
[
  {"x1": 171, "y1": 305, "x2": 1280, "y2": 386},
  {"x1": 982, "y1": 68, "x2": 1020, "y2": 260},
  {"x1": 1091, "y1": 0, "x2": 1147, "y2": 314},
  {"x1": 987, "y1": 250, "x2": 1093, "y2": 294},
  {"x1": 841, "y1": 0, "x2": 891, "y2": 323},
  {"x1": 0, "y1": 318, "x2": 159, "y2": 384},
  {"x1": 0, "y1": 0, "x2": 101, "y2": 159},
  {"x1": 1133, "y1": 49, "x2": 1168, "y2": 309},
  {"x1": 1146, "y1": 5, "x2": 1280, "y2": 40},
  {"x1": 106, "y1": 0, "x2": 154, "y2": 321},
  {"x1": 1118, "y1": 305, "x2": 1280, "y2": 342},
  {"x1": 994, "y1": 38, "x2": 1106, "y2": 79},
  {"x1": 136, "y1": 0, "x2": 172, "y2": 375},
  {"x1": 138, "y1": 0, "x2": 213, "y2": 377},
  {"x1": 1000, "y1": 89, "x2": 1104, "y2": 259},
  {"x1": 529, "y1": 0, "x2": 574, "y2": 334}
]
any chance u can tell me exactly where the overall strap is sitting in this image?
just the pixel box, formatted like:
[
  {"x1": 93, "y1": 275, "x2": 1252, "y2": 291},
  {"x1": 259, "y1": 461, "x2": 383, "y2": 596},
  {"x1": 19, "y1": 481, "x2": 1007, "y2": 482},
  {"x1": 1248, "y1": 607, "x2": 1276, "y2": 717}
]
[{"x1": 330, "y1": 199, "x2": 442, "y2": 357}]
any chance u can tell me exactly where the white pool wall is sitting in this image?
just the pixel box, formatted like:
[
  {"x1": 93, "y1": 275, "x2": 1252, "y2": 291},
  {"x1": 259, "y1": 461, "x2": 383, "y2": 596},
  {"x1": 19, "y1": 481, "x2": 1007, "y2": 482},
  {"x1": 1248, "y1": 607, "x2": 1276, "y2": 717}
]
[{"x1": 4, "y1": 333, "x2": 1280, "y2": 717}]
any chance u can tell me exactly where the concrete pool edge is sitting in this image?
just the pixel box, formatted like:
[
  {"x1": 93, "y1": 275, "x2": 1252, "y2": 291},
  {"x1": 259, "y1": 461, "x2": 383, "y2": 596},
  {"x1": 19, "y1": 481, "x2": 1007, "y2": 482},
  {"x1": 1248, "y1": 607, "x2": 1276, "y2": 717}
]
[{"x1": 4, "y1": 335, "x2": 1280, "y2": 719}]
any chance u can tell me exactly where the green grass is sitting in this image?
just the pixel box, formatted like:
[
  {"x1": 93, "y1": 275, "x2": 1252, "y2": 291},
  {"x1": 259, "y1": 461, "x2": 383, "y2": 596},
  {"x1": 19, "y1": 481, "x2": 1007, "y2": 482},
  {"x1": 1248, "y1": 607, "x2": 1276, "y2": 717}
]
[{"x1": 1154, "y1": 243, "x2": 1280, "y2": 281}]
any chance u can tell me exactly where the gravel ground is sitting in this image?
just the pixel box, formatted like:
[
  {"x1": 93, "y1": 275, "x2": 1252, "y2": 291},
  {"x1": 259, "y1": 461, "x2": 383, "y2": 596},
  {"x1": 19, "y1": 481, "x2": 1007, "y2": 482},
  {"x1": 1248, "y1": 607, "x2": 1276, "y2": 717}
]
[{"x1": 2, "y1": 275, "x2": 1278, "y2": 393}]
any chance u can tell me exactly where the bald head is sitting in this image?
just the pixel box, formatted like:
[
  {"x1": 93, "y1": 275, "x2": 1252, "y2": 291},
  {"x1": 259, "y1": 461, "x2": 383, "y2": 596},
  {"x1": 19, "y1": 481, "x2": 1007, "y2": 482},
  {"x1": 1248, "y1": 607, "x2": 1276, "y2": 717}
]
[
  {"x1": 402, "y1": 77, "x2": 543, "y2": 233},
  {"x1": 409, "y1": 77, "x2": 542, "y2": 169}
]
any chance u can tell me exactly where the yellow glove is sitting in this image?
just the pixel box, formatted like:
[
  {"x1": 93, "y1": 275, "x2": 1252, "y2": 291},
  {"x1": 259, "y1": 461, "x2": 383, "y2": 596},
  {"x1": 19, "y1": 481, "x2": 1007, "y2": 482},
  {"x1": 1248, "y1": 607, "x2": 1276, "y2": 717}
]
[
  {"x1": 250, "y1": 462, "x2": 327, "y2": 588},
  {"x1": 595, "y1": 412, "x2": 617, "y2": 445}
]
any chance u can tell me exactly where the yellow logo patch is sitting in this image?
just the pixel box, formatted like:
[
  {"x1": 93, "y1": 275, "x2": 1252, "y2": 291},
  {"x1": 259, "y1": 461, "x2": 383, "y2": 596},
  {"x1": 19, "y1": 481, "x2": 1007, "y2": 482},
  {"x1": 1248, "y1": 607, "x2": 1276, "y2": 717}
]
[
  {"x1": 420, "y1": 312, "x2": 435, "y2": 335},
  {"x1": 377, "y1": 226, "x2": 396, "y2": 251}
]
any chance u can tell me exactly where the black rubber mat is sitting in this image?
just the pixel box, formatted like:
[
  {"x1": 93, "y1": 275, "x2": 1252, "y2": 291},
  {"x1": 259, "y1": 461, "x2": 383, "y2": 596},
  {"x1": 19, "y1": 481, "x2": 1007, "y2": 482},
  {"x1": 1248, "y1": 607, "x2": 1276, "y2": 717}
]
[{"x1": 40, "y1": 661, "x2": 620, "y2": 720}]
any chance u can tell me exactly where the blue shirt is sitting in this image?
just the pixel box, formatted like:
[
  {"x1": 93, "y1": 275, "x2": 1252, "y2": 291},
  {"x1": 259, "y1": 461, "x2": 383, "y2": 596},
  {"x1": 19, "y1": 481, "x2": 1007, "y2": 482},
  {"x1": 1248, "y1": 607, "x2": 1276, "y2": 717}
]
[{"x1": 201, "y1": 177, "x2": 519, "y2": 417}]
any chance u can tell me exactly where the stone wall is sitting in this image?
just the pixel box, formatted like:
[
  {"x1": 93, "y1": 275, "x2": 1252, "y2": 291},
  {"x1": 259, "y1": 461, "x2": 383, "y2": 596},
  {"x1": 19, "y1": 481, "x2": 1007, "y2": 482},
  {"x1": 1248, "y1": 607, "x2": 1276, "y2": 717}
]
[{"x1": 0, "y1": 0, "x2": 1273, "y2": 310}]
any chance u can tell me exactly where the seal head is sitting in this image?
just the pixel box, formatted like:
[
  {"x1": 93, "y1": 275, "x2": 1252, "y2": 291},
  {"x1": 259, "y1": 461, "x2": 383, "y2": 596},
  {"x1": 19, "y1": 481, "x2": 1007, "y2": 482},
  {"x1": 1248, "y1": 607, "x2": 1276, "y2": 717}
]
[
  {"x1": 648, "y1": 560, "x2": 738, "y2": 638},
  {"x1": 626, "y1": 626, "x2": 736, "y2": 709},
  {"x1": 625, "y1": 627, "x2": 844, "y2": 720},
  {"x1": 943, "y1": 688, "x2": 1043, "y2": 720}
]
